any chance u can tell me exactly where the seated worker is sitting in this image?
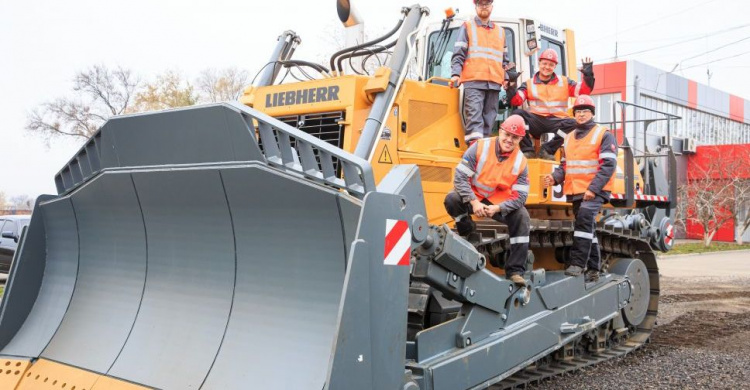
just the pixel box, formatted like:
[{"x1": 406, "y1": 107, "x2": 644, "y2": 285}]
[
  {"x1": 542, "y1": 95, "x2": 617, "y2": 281},
  {"x1": 507, "y1": 49, "x2": 595, "y2": 160},
  {"x1": 444, "y1": 115, "x2": 531, "y2": 285}
]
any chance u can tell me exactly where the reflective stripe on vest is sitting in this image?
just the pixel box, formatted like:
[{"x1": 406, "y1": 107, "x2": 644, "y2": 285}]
[
  {"x1": 525, "y1": 76, "x2": 570, "y2": 118},
  {"x1": 563, "y1": 125, "x2": 615, "y2": 195},
  {"x1": 460, "y1": 20, "x2": 506, "y2": 85},
  {"x1": 471, "y1": 138, "x2": 527, "y2": 204}
]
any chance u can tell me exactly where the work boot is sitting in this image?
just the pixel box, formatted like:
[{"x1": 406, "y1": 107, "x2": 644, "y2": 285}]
[
  {"x1": 508, "y1": 273, "x2": 526, "y2": 286},
  {"x1": 522, "y1": 150, "x2": 536, "y2": 159},
  {"x1": 565, "y1": 265, "x2": 584, "y2": 276},
  {"x1": 538, "y1": 149, "x2": 557, "y2": 161},
  {"x1": 585, "y1": 270, "x2": 600, "y2": 282}
]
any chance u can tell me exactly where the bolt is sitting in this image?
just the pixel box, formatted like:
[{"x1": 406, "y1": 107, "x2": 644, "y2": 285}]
[
  {"x1": 508, "y1": 285, "x2": 513, "y2": 292},
  {"x1": 452, "y1": 274, "x2": 458, "y2": 281},
  {"x1": 470, "y1": 289, "x2": 475, "y2": 296},
  {"x1": 466, "y1": 338, "x2": 472, "y2": 346},
  {"x1": 501, "y1": 314, "x2": 507, "y2": 321}
]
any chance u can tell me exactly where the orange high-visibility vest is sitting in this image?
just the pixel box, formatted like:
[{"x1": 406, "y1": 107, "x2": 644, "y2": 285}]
[
  {"x1": 460, "y1": 20, "x2": 506, "y2": 85},
  {"x1": 472, "y1": 138, "x2": 528, "y2": 204},
  {"x1": 524, "y1": 76, "x2": 570, "y2": 118},
  {"x1": 563, "y1": 125, "x2": 616, "y2": 195}
]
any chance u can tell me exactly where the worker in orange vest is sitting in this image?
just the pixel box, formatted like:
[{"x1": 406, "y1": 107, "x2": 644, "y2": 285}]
[
  {"x1": 543, "y1": 95, "x2": 617, "y2": 281},
  {"x1": 445, "y1": 115, "x2": 531, "y2": 285},
  {"x1": 450, "y1": 0, "x2": 513, "y2": 145},
  {"x1": 508, "y1": 49, "x2": 595, "y2": 160}
]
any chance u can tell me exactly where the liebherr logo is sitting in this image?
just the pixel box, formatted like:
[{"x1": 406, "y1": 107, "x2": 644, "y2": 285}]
[{"x1": 265, "y1": 85, "x2": 341, "y2": 107}]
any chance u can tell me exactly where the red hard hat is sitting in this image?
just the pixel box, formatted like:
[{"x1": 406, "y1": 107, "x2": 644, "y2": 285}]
[
  {"x1": 539, "y1": 48, "x2": 559, "y2": 64},
  {"x1": 500, "y1": 115, "x2": 526, "y2": 137},
  {"x1": 573, "y1": 95, "x2": 596, "y2": 115}
]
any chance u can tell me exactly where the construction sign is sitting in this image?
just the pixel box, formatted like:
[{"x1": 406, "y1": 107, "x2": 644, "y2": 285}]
[{"x1": 378, "y1": 145, "x2": 393, "y2": 164}]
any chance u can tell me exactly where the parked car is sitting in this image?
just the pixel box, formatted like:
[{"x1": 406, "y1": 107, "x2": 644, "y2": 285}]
[{"x1": 0, "y1": 215, "x2": 31, "y2": 273}]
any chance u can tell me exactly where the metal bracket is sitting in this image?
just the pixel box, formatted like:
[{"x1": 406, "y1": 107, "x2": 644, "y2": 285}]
[{"x1": 560, "y1": 316, "x2": 596, "y2": 334}]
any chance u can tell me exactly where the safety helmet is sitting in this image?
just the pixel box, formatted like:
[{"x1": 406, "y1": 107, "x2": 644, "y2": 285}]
[
  {"x1": 473, "y1": 0, "x2": 493, "y2": 4},
  {"x1": 539, "y1": 48, "x2": 559, "y2": 65},
  {"x1": 572, "y1": 95, "x2": 596, "y2": 115},
  {"x1": 500, "y1": 115, "x2": 526, "y2": 137}
]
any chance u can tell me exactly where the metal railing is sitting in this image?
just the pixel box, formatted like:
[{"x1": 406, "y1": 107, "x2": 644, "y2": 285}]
[{"x1": 231, "y1": 102, "x2": 376, "y2": 198}]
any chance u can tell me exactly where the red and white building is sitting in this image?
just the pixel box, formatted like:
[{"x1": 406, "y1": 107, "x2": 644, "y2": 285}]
[{"x1": 592, "y1": 60, "x2": 750, "y2": 242}]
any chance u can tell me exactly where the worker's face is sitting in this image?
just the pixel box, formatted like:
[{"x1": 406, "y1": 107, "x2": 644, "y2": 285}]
[
  {"x1": 475, "y1": 1, "x2": 493, "y2": 18},
  {"x1": 538, "y1": 59, "x2": 556, "y2": 78},
  {"x1": 574, "y1": 108, "x2": 593, "y2": 124},
  {"x1": 498, "y1": 129, "x2": 523, "y2": 153}
]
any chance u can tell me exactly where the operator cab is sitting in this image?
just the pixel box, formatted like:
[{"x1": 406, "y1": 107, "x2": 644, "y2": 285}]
[{"x1": 415, "y1": 13, "x2": 575, "y2": 135}]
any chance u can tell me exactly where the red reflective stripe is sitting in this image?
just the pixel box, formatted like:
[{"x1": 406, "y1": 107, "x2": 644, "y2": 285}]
[{"x1": 384, "y1": 220, "x2": 409, "y2": 259}]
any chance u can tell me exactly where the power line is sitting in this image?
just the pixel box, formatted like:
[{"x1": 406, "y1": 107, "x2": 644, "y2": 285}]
[
  {"x1": 582, "y1": 0, "x2": 721, "y2": 46},
  {"x1": 593, "y1": 23, "x2": 750, "y2": 62},
  {"x1": 680, "y1": 36, "x2": 750, "y2": 63},
  {"x1": 680, "y1": 50, "x2": 750, "y2": 70}
]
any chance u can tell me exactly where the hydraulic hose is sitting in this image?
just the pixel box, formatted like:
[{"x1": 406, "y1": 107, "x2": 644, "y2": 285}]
[{"x1": 329, "y1": 16, "x2": 405, "y2": 73}]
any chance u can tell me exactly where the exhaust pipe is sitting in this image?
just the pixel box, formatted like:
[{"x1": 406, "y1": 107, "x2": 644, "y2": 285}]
[{"x1": 336, "y1": 0, "x2": 365, "y2": 74}]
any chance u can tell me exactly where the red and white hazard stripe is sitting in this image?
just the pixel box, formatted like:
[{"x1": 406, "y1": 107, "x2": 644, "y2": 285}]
[
  {"x1": 610, "y1": 194, "x2": 669, "y2": 202},
  {"x1": 664, "y1": 223, "x2": 674, "y2": 246},
  {"x1": 384, "y1": 219, "x2": 411, "y2": 266}
]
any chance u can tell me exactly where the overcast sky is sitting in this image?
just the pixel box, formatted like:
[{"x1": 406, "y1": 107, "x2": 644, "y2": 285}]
[{"x1": 2, "y1": 0, "x2": 748, "y2": 198}]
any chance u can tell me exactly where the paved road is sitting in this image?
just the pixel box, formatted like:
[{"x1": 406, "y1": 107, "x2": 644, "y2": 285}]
[{"x1": 658, "y1": 250, "x2": 750, "y2": 278}]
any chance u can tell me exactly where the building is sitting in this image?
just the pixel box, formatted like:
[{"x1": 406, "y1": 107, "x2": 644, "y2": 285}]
[{"x1": 592, "y1": 60, "x2": 750, "y2": 242}]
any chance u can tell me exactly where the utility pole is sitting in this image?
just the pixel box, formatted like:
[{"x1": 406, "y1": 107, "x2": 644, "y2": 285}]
[{"x1": 707, "y1": 67, "x2": 713, "y2": 86}]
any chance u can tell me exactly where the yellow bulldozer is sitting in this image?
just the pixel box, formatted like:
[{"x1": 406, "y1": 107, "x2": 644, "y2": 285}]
[{"x1": 0, "y1": 3, "x2": 677, "y2": 389}]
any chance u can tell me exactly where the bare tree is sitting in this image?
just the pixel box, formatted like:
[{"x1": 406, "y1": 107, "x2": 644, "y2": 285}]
[
  {"x1": 0, "y1": 191, "x2": 7, "y2": 210},
  {"x1": 677, "y1": 146, "x2": 750, "y2": 247},
  {"x1": 196, "y1": 67, "x2": 249, "y2": 103},
  {"x1": 9, "y1": 195, "x2": 34, "y2": 211},
  {"x1": 734, "y1": 179, "x2": 750, "y2": 244},
  {"x1": 131, "y1": 70, "x2": 198, "y2": 112},
  {"x1": 26, "y1": 65, "x2": 139, "y2": 141}
]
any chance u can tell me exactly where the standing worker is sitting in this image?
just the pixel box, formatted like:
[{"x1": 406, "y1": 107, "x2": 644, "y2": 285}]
[
  {"x1": 508, "y1": 49, "x2": 595, "y2": 160},
  {"x1": 444, "y1": 115, "x2": 531, "y2": 285},
  {"x1": 543, "y1": 95, "x2": 617, "y2": 281},
  {"x1": 450, "y1": 0, "x2": 511, "y2": 145}
]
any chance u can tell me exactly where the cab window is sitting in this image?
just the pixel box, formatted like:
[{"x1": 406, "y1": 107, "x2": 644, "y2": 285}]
[
  {"x1": 426, "y1": 26, "x2": 516, "y2": 79},
  {"x1": 530, "y1": 38, "x2": 565, "y2": 77}
]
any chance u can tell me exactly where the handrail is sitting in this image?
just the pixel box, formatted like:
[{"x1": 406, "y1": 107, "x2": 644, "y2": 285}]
[{"x1": 230, "y1": 102, "x2": 376, "y2": 198}]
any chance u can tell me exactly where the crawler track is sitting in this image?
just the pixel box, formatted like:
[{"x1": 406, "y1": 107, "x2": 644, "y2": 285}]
[{"x1": 408, "y1": 219, "x2": 660, "y2": 389}]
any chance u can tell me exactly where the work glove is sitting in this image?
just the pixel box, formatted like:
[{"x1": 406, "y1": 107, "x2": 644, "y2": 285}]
[{"x1": 580, "y1": 57, "x2": 594, "y2": 77}]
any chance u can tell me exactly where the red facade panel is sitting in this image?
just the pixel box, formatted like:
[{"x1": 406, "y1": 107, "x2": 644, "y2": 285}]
[
  {"x1": 730, "y1": 94, "x2": 745, "y2": 122},
  {"x1": 592, "y1": 62, "x2": 627, "y2": 98},
  {"x1": 688, "y1": 81, "x2": 698, "y2": 109},
  {"x1": 687, "y1": 145, "x2": 750, "y2": 180}
]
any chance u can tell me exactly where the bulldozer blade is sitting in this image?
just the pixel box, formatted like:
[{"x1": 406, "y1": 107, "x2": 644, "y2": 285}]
[{"x1": 0, "y1": 103, "x2": 421, "y2": 390}]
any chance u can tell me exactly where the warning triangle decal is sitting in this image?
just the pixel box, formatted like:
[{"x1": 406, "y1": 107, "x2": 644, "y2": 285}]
[{"x1": 378, "y1": 145, "x2": 393, "y2": 164}]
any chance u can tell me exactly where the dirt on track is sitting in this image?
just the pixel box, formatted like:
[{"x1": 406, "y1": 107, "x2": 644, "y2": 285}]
[{"x1": 532, "y1": 255, "x2": 750, "y2": 390}]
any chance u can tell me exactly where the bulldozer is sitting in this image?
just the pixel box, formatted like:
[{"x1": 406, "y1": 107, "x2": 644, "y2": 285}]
[{"x1": 0, "y1": 3, "x2": 677, "y2": 389}]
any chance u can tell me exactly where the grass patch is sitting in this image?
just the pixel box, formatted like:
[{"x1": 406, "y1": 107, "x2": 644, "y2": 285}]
[
  {"x1": 666, "y1": 241, "x2": 750, "y2": 255},
  {"x1": 0, "y1": 285, "x2": 3, "y2": 297}
]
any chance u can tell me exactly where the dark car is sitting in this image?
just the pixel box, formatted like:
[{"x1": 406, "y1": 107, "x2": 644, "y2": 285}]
[{"x1": 0, "y1": 215, "x2": 31, "y2": 273}]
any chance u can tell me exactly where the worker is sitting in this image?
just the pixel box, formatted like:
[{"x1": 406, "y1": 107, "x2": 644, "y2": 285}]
[
  {"x1": 444, "y1": 115, "x2": 531, "y2": 285},
  {"x1": 507, "y1": 49, "x2": 595, "y2": 160},
  {"x1": 542, "y1": 95, "x2": 617, "y2": 281},
  {"x1": 450, "y1": 0, "x2": 512, "y2": 146}
]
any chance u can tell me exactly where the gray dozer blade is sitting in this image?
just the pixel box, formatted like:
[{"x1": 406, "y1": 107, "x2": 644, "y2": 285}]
[{"x1": 0, "y1": 103, "x2": 422, "y2": 389}]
